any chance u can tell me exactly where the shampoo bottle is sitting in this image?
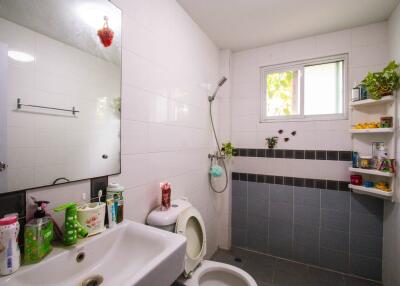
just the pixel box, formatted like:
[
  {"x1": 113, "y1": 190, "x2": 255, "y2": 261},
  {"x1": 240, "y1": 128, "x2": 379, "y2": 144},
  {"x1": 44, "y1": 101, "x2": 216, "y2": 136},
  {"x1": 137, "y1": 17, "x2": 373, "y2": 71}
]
[{"x1": 24, "y1": 201, "x2": 54, "y2": 264}]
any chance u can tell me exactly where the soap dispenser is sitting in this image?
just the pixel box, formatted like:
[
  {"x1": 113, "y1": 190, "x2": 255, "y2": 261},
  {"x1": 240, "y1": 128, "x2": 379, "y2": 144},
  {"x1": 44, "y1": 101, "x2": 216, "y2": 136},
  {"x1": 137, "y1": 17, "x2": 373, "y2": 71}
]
[
  {"x1": 54, "y1": 203, "x2": 88, "y2": 245},
  {"x1": 24, "y1": 201, "x2": 54, "y2": 264}
]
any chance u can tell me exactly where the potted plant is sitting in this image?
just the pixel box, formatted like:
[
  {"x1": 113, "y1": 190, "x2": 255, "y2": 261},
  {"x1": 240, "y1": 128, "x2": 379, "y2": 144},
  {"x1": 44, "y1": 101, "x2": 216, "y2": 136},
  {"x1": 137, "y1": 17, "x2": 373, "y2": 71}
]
[
  {"x1": 361, "y1": 61, "x2": 400, "y2": 99},
  {"x1": 221, "y1": 142, "x2": 235, "y2": 158},
  {"x1": 266, "y1": 136, "x2": 278, "y2": 149}
]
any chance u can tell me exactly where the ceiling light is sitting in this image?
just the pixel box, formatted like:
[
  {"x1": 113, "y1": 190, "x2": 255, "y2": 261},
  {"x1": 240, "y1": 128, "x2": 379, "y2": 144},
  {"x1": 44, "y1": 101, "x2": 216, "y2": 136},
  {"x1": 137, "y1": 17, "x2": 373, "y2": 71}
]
[{"x1": 7, "y1": 50, "x2": 35, "y2": 62}]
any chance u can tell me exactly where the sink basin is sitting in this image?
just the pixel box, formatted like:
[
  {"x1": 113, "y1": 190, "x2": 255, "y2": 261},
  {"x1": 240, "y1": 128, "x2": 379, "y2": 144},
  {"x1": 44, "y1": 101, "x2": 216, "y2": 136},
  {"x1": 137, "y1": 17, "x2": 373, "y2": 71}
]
[{"x1": 0, "y1": 220, "x2": 186, "y2": 286}]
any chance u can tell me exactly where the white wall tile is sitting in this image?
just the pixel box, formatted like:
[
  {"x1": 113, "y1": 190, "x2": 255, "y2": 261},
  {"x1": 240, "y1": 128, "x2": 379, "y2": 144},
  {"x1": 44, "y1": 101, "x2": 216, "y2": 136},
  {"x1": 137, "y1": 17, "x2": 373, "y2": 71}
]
[
  {"x1": 0, "y1": 0, "x2": 222, "y2": 257},
  {"x1": 350, "y1": 43, "x2": 389, "y2": 68},
  {"x1": 316, "y1": 29, "x2": 352, "y2": 55},
  {"x1": 351, "y1": 22, "x2": 388, "y2": 47},
  {"x1": 121, "y1": 120, "x2": 148, "y2": 155},
  {"x1": 230, "y1": 22, "x2": 389, "y2": 183}
]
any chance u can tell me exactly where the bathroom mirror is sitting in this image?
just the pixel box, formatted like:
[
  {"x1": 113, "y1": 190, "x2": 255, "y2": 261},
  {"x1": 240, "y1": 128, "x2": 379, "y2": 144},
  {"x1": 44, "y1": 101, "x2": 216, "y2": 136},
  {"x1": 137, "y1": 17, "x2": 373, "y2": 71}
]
[{"x1": 0, "y1": 0, "x2": 122, "y2": 193}]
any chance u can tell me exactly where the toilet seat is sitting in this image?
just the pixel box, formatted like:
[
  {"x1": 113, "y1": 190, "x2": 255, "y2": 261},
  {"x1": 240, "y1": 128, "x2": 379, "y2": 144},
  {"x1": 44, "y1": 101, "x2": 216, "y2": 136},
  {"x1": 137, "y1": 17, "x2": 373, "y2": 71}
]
[
  {"x1": 176, "y1": 206, "x2": 207, "y2": 277},
  {"x1": 182, "y1": 260, "x2": 257, "y2": 286}
]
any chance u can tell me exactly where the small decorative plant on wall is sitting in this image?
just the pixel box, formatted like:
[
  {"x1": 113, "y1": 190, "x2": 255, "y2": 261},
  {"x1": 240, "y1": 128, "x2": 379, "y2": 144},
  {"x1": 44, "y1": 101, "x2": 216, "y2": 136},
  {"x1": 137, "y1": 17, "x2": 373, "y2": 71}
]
[
  {"x1": 265, "y1": 130, "x2": 296, "y2": 148},
  {"x1": 362, "y1": 61, "x2": 400, "y2": 99},
  {"x1": 221, "y1": 142, "x2": 235, "y2": 158},
  {"x1": 266, "y1": 136, "x2": 278, "y2": 149}
]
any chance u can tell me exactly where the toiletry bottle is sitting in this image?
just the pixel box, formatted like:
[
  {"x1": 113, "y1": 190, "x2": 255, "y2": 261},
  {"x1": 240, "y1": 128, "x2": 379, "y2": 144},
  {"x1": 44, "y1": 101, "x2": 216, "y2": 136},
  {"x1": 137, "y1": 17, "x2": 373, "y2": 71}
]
[
  {"x1": 0, "y1": 216, "x2": 20, "y2": 275},
  {"x1": 24, "y1": 201, "x2": 54, "y2": 264},
  {"x1": 160, "y1": 182, "x2": 171, "y2": 211},
  {"x1": 351, "y1": 82, "x2": 360, "y2": 102},
  {"x1": 106, "y1": 183, "x2": 124, "y2": 224},
  {"x1": 54, "y1": 203, "x2": 88, "y2": 245},
  {"x1": 117, "y1": 192, "x2": 124, "y2": 223},
  {"x1": 106, "y1": 195, "x2": 116, "y2": 228}
]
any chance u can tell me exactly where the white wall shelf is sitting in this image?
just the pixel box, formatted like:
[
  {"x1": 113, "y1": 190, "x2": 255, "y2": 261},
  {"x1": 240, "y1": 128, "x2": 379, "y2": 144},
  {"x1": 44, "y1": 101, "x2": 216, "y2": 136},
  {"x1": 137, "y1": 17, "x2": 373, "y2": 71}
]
[
  {"x1": 348, "y1": 184, "x2": 393, "y2": 200},
  {"x1": 349, "y1": 91, "x2": 396, "y2": 201},
  {"x1": 349, "y1": 167, "x2": 393, "y2": 177},
  {"x1": 350, "y1": 96, "x2": 394, "y2": 107},
  {"x1": 350, "y1": 128, "x2": 394, "y2": 134}
]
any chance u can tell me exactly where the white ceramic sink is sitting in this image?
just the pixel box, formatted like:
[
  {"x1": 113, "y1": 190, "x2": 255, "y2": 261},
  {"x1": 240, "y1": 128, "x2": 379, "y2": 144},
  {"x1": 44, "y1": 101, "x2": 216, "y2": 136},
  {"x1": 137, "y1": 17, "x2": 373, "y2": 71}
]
[{"x1": 0, "y1": 220, "x2": 186, "y2": 286}]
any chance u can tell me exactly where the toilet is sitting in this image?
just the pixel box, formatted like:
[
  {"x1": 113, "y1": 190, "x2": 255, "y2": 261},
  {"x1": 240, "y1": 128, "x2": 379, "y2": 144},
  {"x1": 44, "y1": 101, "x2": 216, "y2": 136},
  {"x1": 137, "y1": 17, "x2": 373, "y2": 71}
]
[{"x1": 147, "y1": 199, "x2": 257, "y2": 286}]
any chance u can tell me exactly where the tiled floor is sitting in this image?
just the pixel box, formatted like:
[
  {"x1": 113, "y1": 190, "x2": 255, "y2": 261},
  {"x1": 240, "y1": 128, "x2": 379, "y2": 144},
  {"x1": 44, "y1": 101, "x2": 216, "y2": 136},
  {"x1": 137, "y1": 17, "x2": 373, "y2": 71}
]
[{"x1": 211, "y1": 248, "x2": 382, "y2": 286}]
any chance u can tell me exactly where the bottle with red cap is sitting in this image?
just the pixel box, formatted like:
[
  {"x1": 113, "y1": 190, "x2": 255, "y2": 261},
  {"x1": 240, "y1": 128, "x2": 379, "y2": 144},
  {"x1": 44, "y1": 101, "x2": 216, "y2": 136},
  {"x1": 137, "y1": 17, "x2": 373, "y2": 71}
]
[{"x1": 0, "y1": 215, "x2": 20, "y2": 275}]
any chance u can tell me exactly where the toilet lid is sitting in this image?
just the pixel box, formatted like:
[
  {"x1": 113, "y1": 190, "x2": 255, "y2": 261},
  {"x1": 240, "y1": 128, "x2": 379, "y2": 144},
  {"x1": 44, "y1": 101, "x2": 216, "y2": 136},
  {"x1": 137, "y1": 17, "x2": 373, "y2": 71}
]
[{"x1": 176, "y1": 206, "x2": 206, "y2": 276}]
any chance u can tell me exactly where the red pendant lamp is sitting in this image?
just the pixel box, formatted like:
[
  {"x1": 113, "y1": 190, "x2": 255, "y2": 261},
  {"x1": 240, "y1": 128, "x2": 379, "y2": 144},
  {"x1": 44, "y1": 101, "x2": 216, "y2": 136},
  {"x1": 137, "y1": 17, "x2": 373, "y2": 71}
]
[{"x1": 97, "y1": 16, "x2": 114, "y2": 48}]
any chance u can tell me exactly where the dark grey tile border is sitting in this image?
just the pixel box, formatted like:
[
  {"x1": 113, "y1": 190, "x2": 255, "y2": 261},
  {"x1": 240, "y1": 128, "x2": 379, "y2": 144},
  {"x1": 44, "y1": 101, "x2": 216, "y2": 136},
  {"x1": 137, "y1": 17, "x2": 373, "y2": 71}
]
[
  {"x1": 294, "y1": 177, "x2": 305, "y2": 187},
  {"x1": 239, "y1": 148, "x2": 248, "y2": 157},
  {"x1": 275, "y1": 149, "x2": 284, "y2": 158},
  {"x1": 339, "y1": 151, "x2": 352, "y2": 161},
  {"x1": 257, "y1": 174, "x2": 266, "y2": 183},
  {"x1": 233, "y1": 148, "x2": 352, "y2": 161},
  {"x1": 248, "y1": 173, "x2": 257, "y2": 182},
  {"x1": 316, "y1": 150, "x2": 327, "y2": 160},
  {"x1": 284, "y1": 149, "x2": 294, "y2": 159},
  {"x1": 266, "y1": 175, "x2": 274, "y2": 184},
  {"x1": 295, "y1": 150, "x2": 305, "y2": 159},
  {"x1": 257, "y1": 149, "x2": 265, "y2": 157},
  {"x1": 248, "y1": 149, "x2": 257, "y2": 157},
  {"x1": 305, "y1": 150, "x2": 316, "y2": 160},
  {"x1": 266, "y1": 149, "x2": 274, "y2": 158},
  {"x1": 327, "y1": 151, "x2": 339, "y2": 161},
  {"x1": 239, "y1": 173, "x2": 248, "y2": 181},
  {"x1": 327, "y1": 180, "x2": 339, "y2": 190},
  {"x1": 316, "y1": 180, "x2": 327, "y2": 189},
  {"x1": 305, "y1": 179, "x2": 315, "y2": 188},
  {"x1": 275, "y1": 176, "x2": 284, "y2": 185},
  {"x1": 284, "y1": 177, "x2": 294, "y2": 186},
  {"x1": 232, "y1": 172, "x2": 349, "y2": 192}
]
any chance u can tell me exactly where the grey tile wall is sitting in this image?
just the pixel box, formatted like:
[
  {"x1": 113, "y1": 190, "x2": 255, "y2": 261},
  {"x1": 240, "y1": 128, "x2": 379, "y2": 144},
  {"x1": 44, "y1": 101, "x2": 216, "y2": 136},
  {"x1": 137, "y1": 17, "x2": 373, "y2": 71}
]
[{"x1": 231, "y1": 175, "x2": 383, "y2": 281}]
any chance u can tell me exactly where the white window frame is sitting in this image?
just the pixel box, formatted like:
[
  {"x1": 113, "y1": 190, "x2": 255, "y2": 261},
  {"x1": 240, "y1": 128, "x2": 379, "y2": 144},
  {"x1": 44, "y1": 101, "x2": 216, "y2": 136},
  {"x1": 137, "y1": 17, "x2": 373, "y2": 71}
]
[{"x1": 260, "y1": 54, "x2": 348, "y2": 122}]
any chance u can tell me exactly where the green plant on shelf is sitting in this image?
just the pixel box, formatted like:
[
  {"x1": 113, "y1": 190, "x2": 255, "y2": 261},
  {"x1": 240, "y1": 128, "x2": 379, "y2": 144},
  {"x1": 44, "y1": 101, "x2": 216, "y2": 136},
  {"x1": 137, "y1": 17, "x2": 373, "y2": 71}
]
[{"x1": 361, "y1": 61, "x2": 400, "y2": 99}]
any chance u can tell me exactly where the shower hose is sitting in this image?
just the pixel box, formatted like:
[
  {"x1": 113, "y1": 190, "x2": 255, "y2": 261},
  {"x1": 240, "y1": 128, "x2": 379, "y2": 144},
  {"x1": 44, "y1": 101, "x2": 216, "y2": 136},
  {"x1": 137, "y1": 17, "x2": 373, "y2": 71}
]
[{"x1": 209, "y1": 100, "x2": 228, "y2": 193}]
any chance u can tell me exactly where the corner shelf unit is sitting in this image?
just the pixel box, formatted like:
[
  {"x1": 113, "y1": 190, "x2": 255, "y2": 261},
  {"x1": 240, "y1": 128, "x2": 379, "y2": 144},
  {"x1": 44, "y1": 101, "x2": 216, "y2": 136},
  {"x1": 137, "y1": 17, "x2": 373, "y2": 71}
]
[
  {"x1": 349, "y1": 96, "x2": 394, "y2": 107},
  {"x1": 348, "y1": 167, "x2": 393, "y2": 177},
  {"x1": 349, "y1": 94, "x2": 397, "y2": 201},
  {"x1": 349, "y1": 128, "x2": 394, "y2": 134},
  {"x1": 348, "y1": 184, "x2": 393, "y2": 199}
]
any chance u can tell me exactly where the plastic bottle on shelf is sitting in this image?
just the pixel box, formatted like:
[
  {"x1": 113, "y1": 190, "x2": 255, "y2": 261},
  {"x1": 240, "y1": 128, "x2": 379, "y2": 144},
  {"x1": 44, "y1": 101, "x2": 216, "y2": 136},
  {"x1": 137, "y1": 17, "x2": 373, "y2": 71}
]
[{"x1": 351, "y1": 82, "x2": 360, "y2": 102}]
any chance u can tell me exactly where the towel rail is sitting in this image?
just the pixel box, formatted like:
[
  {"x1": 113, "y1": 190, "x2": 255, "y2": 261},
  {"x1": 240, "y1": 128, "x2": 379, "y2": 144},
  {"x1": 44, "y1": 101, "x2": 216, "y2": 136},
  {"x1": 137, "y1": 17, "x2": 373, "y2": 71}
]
[{"x1": 17, "y1": 98, "x2": 79, "y2": 115}]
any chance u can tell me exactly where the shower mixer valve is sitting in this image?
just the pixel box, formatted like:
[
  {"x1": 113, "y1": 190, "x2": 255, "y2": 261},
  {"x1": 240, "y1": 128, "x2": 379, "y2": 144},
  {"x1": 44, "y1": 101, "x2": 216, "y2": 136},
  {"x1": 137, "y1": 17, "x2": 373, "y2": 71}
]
[{"x1": 208, "y1": 153, "x2": 225, "y2": 160}]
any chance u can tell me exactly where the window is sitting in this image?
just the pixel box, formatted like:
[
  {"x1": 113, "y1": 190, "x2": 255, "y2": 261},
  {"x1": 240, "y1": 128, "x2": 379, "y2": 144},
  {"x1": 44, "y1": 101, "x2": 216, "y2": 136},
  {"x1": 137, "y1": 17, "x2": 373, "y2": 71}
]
[{"x1": 261, "y1": 55, "x2": 347, "y2": 121}]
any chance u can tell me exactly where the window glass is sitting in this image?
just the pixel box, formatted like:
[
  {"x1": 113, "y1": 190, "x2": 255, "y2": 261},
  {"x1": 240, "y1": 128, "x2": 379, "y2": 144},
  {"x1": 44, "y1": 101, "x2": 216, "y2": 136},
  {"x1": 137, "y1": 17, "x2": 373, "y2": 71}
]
[
  {"x1": 261, "y1": 55, "x2": 346, "y2": 121},
  {"x1": 266, "y1": 70, "x2": 300, "y2": 117},
  {"x1": 304, "y1": 61, "x2": 343, "y2": 115}
]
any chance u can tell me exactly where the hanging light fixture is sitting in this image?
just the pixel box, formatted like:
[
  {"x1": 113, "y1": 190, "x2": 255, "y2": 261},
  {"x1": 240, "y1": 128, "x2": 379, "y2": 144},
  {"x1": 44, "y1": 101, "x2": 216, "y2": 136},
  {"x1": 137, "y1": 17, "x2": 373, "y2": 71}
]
[{"x1": 97, "y1": 16, "x2": 114, "y2": 48}]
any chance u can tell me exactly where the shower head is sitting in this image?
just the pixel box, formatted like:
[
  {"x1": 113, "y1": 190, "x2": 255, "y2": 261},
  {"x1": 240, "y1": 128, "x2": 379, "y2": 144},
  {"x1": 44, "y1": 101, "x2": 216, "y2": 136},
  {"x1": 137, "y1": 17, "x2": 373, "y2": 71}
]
[
  {"x1": 218, "y1": 76, "x2": 227, "y2": 87},
  {"x1": 209, "y1": 76, "x2": 228, "y2": 102}
]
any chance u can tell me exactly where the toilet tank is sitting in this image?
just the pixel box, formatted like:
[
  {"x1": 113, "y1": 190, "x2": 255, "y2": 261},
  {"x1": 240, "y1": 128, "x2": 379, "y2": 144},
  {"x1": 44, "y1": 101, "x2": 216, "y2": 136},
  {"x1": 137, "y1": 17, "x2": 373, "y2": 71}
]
[{"x1": 146, "y1": 199, "x2": 192, "y2": 232}]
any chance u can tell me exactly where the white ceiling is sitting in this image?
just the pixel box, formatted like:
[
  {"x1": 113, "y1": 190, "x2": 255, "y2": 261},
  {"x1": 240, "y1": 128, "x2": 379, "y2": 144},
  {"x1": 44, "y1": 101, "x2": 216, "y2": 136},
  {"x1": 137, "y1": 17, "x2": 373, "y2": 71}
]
[
  {"x1": 177, "y1": 0, "x2": 400, "y2": 51},
  {"x1": 0, "y1": 0, "x2": 121, "y2": 65}
]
